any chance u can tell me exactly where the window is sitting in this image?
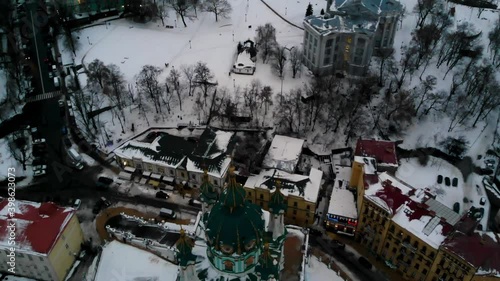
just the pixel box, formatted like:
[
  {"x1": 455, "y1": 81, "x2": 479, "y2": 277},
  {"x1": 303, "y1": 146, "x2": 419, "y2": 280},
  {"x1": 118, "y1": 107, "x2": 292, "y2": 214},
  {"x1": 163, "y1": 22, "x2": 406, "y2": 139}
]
[
  {"x1": 306, "y1": 213, "x2": 310, "y2": 217},
  {"x1": 306, "y1": 219, "x2": 309, "y2": 224},
  {"x1": 192, "y1": 174, "x2": 196, "y2": 180},
  {"x1": 224, "y1": 260, "x2": 234, "y2": 272},
  {"x1": 392, "y1": 248, "x2": 396, "y2": 253},
  {"x1": 415, "y1": 263, "x2": 420, "y2": 270},
  {"x1": 260, "y1": 194, "x2": 264, "y2": 199},
  {"x1": 157, "y1": 167, "x2": 165, "y2": 174},
  {"x1": 293, "y1": 202, "x2": 298, "y2": 207},
  {"x1": 214, "y1": 180, "x2": 218, "y2": 185},
  {"x1": 314, "y1": 38, "x2": 317, "y2": 46},
  {"x1": 248, "y1": 192, "x2": 251, "y2": 197},
  {"x1": 44, "y1": 266, "x2": 49, "y2": 271},
  {"x1": 181, "y1": 172, "x2": 185, "y2": 178},
  {"x1": 323, "y1": 57, "x2": 330, "y2": 66},
  {"x1": 326, "y1": 39, "x2": 333, "y2": 47},
  {"x1": 39, "y1": 257, "x2": 44, "y2": 262},
  {"x1": 293, "y1": 210, "x2": 297, "y2": 215},
  {"x1": 422, "y1": 269, "x2": 428, "y2": 275},
  {"x1": 385, "y1": 242, "x2": 390, "y2": 249},
  {"x1": 245, "y1": 256, "x2": 255, "y2": 268},
  {"x1": 28, "y1": 255, "x2": 33, "y2": 261},
  {"x1": 170, "y1": 169, "x2": 174, "y2": 175}
]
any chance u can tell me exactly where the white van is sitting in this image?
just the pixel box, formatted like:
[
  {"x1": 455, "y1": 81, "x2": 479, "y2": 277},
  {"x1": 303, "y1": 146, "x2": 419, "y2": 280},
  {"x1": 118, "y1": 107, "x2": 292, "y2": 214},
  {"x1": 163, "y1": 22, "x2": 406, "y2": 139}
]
[
  {"x1": 118, "y1": 171, "x2": 133, "y2": 181},
  {"x1": 54, "y1": 77, "x2": 60, "y2": 88},
  {"x1": 68, "y1": 148, "x2": 82, "y2": 162}
]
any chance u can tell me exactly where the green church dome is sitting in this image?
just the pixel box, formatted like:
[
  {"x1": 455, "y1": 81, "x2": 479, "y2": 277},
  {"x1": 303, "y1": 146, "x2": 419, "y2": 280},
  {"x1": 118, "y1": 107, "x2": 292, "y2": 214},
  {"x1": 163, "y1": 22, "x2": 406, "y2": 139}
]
[{"x1": 205, "y1": 166, "x2": 265, "y2": 255}]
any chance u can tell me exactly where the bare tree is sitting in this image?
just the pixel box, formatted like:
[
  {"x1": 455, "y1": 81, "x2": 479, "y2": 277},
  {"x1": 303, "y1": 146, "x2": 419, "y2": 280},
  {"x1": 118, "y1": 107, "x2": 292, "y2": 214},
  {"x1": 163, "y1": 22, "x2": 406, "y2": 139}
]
[
  {"x1": 189, "y1": 0, "x2": 201, "y2": 17},
  {"x1": 136, "y1": 65, "x2": 164, "y2": 114},
  {"x1": 374, "y1": 48, "x2": 394, "y2": 86},
  {"x1": 289, "y1": 47, "x2": 302, "y2": 78},
  {"x1": 488, "y1": 17, "x2": 500, "y2": 66},
  {"x1": 203, "y1": 0, "x2": 232, "y2": 22},
  {"x1": 106, "y1": 64, "x2": 127, "y2": 110},
  {"x1": 271, "y1": 45, "x2": 287, "y2": 77},
  {"x1": 255, "y1": 23, "x2": 277, "y2": 63},
  {"x1": 154, "y1": 0, "x2": 169, "y2": 26},
  {"x1": 259, "y1": 85, "x2": 273, "y2": 118},
  {"x1": 205, "y1": 87, "x2": 228, "y2": 125},
  {"x1": 167, "y1": 68, "x2": 184, "y2": 110},
  {"x1": 87, "y1": 59, "x2": 110, "y2": 89},
  {"x1": 8, "y1": 133, "x2": 30, "y2": 171},
  {"x1": 168, "y1": 0, "x2": 190, "y2": 27},
  {"x1": 194, "y1": 61, "x2": 216, "y2": 103},
  {"x1": 414, "y1": 75, "x2": 437, "y2": 114},
  {"x1": 181, "y1": 64, "x2": 196, "y2": 96}
]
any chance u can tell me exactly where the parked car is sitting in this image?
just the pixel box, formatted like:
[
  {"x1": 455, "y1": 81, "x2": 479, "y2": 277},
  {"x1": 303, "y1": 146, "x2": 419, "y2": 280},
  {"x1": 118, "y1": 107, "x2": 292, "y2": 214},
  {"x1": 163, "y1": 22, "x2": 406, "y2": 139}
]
[
  {"x1": 101, "y1": 197, "x2": 112, "y2": 208},
  {"x1": 96, "y1": 176, "x2": 113, "y2": 190},
  {"x1": 188, "y1": 198, "x2": 202, "y2": 208},
  {"x1": 358, "y1": 257, "x2": 372, "y2": 270},
  {"x1": 33, "y1": 169, "x2": 47, "y2": 177},
  {"x1": 480, "y1": 197, "x2": 486, "y2": 206},
  {"x1": 58, "y1": 99, "x2": 65, "y2": 107},
  {"x1": 156, "y1": 191, "x2": 170, "y2": 199},
  {"x1": 308, "y1": 227, "x2": 323, "y2": 236},
  {"x1": 331, "y1": 239, "x2": 345, "y2": 249},
  {"x1": 33, "y1": 138, "x2": 46, "y2": 145},
  {"x1": 159, "y1": 208, "x2": 177, "y2": 219},
  {"x1": 73, "y1": 199, "x2": 81, "y2": 209}
]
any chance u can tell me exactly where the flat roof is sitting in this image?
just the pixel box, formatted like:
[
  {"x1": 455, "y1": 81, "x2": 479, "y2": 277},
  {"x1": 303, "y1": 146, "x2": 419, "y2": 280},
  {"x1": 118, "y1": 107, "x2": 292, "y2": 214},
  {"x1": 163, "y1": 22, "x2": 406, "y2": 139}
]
[
  {"x1": 262, "y1": 135, "x2": 305, "y2": 173},
  {"x1": 328, "y1": 189, "x2": 357, "y2": 219},
  {"x1": 355, "y1": 139, "x2": 398, "y2": 166}
]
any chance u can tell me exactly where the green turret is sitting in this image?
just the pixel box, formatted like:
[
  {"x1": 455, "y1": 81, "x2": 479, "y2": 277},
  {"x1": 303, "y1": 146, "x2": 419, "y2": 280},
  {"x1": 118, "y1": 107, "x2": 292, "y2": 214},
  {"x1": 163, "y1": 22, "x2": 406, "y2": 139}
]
[{"x1": 268, "y1": 180, "x2": 287, "y2": 215}]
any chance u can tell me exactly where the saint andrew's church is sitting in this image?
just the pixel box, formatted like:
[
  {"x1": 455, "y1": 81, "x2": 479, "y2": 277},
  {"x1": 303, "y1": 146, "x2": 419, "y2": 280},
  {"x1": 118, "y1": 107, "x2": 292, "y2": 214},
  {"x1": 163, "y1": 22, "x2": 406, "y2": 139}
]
[{"x1": 175, "y1": 166, "x2": 288, "y2": 281}]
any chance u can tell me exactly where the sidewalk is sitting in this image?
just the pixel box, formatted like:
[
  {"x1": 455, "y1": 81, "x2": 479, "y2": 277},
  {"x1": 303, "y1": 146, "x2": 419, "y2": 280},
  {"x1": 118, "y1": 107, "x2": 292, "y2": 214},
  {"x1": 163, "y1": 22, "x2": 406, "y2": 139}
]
[
  {"x1": 327, "y1": 232, "x2": 402, "y2": 281},
  {"x1": 310, "y1": 247, "x2": 353, "y2": 281}
]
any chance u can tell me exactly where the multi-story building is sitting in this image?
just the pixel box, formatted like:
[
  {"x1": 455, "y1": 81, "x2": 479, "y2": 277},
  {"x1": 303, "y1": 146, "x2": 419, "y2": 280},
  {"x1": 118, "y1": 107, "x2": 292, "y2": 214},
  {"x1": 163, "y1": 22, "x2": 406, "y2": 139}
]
[
  {"x1": 302, "y1": 0, "x2": 402, "y2": 76},
  {"x1": 325, "y1": 165, "x2": 358, "y2": 235},
  {"x1": 244, "y1": 168, "x2": 323, "y2": 227},
  {"x1": 114, "y1": 128, "x2": 235, "y2": 190},
  {"x1": 351, "y1": 139, "x2": 500, "y2": 281},
  {"x1": 0, "y1": 199, "x2": 84, "y2": 281}
]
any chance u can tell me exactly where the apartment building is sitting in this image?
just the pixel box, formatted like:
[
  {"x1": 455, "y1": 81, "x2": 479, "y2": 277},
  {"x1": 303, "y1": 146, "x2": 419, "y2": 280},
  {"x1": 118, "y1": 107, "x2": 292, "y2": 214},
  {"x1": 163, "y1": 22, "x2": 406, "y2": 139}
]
[
  {"x1": 303, "y1": 0, "x2": 402, "y2": 76},
  {"x1": 244, "y1": 168, "x2": 323, "y2": 227},
  {"x1": 0, "y1": 199, "x2": 84, "y2": 281}
]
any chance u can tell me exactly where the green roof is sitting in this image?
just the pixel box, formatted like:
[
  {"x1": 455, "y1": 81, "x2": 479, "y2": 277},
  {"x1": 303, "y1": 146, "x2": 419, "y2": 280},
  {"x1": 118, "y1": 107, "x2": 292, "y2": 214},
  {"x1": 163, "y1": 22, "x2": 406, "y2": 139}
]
[
  {"x1": 255, "y1": 244, "x2": 280, "y2": 280},
  {"x1": 219, "y1": 167, "x2": 246, "y2": 210},
  {"x1": 175, "y1": 229, "x2": 196, "y2": 266}
]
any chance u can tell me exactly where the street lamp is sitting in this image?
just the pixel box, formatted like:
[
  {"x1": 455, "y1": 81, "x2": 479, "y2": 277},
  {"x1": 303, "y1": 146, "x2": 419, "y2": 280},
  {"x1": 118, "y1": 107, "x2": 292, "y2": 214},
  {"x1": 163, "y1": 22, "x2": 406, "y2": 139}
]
[
  {"x1": 87, "y1": 36, "x2": 90, "y2": 45},
  {"x1": 189, "y1": 40, "x2": 191, "y2": 49}
]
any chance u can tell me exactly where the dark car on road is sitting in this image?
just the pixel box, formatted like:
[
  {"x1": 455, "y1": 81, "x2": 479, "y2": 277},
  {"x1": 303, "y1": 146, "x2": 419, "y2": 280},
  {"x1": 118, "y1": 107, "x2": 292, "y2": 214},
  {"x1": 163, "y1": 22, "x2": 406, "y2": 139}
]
[
  {"x1": 308, "y1": 227, "x2": 323, "y2": 236},
  {"x1": 358, "y1": 257, "x2": 372, "y2": 270},
  {"x1": 188, "y1": 198, "x2": 202, "y2": 208},
  {"x1": 331, "y1": 239, "x2": 345, "y2": 249},
  {"x1": 156, "y1": 191, "x2": 170, "y2": 199},
  {"x1": 97, "y1": 176, "x2": 113, "y2": 190}
]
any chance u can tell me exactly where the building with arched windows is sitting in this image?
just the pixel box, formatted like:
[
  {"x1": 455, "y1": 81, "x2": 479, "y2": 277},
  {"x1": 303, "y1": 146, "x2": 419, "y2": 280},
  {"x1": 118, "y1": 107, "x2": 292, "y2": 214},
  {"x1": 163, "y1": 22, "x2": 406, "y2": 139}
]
[{"x1": 302, "y1": 0, "x2": 402, "y2": 76}]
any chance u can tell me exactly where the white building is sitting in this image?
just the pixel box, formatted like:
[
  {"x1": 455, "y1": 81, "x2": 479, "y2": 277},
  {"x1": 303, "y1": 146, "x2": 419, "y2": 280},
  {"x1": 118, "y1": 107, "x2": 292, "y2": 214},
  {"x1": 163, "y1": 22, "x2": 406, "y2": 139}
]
[
  {"x1": 262, "y1": 135, "x2": 305, "y2": 174},
  {"x1": 232, "y1": 40, "x2": 257, "y2": 75}
]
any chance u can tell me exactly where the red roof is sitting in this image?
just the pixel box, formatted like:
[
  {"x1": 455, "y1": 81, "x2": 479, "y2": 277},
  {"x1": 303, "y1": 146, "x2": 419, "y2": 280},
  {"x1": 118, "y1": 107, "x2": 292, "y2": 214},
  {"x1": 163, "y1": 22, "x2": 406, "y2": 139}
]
[
  {"x1": 0, "y1": 199, "x2": 75, "y2": 254},
  {"x1": 355, "y1": 139, "x2": 398, "y2": 165},
  {"x1": 442, "y1": 231, "x2": 500, "y2": 272}
]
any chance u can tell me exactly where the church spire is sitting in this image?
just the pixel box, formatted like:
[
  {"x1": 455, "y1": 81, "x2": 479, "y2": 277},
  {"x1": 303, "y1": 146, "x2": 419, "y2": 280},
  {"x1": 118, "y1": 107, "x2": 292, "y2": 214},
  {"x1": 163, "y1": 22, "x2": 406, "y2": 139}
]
[
  {"x1": 255, "y1": 243, "x2": 279, "y2": 281},
  {"x1": 220, "y1": 166, "x2": 246, "y2": 212},
  {"x1": 175, "y1": 228, "x2": 196, "y2": 266},
  {"x1": 268, "y1": 180, "x2": 287, "y2": 215}
]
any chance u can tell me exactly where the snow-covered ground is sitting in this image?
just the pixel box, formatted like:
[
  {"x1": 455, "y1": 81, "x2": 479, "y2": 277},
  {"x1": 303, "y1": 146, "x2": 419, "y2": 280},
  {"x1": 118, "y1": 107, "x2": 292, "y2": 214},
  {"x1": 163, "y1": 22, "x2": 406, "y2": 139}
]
[
  {"x1": 59, "y1": 0, "x2": 310, "y2": 153},
  {"x1": 2, "y1": 276, "x2": 37, "y2": 281},
  {"x1": 307, "y1": 256, "x2": 350, "y2": 281},
  {"x1": 0, "y1": 136, "x2": 33, "y2": 184}
]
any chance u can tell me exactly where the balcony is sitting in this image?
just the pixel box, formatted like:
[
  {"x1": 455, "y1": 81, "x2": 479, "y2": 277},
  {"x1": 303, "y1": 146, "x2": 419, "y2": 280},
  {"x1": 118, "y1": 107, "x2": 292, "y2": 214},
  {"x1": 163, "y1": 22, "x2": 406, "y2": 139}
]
[{"x1": 401, "y1": 241, "x2": 417, "y2": 252}]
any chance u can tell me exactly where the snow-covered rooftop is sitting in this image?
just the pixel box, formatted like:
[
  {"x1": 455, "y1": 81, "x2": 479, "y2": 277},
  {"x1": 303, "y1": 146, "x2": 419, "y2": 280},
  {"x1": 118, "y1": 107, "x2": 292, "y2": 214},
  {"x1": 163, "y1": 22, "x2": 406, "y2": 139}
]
[
  {"x1": 94, "y1": 240, "x2": 178, "y2": 281},
  {"x1": 354, "y1": 156, "x2": 377, "y2": 175},
  {"x1": 234, "y1": 49, "x2": 255, "y2": 69},
  {"x1": 262, "y1": 135, "x2": 305, "y2": 173},
  {"x1": 0, "y1": 199, "x2": 75, "y2": 254},
  {"x1": 328, "y1": 189, "x2": 357, "y2": 219},
  {"x1": 244, "y1": 168, "x2": 323, "y2": 203}
]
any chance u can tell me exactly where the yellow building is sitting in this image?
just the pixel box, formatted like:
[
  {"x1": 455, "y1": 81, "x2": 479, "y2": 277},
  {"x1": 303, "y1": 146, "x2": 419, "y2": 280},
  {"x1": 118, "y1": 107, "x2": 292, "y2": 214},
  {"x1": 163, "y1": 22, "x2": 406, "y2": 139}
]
[
  {"x1": 0, "y1": 199, "x2": 84, "y2": 281},
  {"x1": 244, "y1": 168, "x2": 323, "y2": 227}
]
